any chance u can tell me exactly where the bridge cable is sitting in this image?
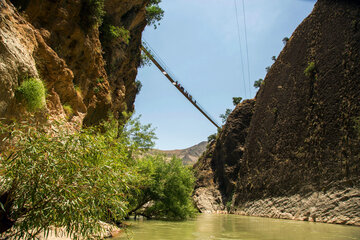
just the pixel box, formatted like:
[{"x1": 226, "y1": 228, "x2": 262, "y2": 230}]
[
  {"x1": 241, "y1": 0, "x2": 252, "y2": 97},
  {"x1": 234, "y1": 0, "x2": 247, "y2": 99}
]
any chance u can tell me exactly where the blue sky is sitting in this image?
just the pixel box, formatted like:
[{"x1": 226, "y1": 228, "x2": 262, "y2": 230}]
[{"x1": 135, "y1": 0, "x2": 316, "y2": 150}]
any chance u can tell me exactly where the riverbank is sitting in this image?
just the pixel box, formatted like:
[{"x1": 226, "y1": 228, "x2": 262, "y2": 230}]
[
  {"x1": 194, "y1": 186, "x2": 360, "y2": 226},
  {"x1": 234, "y1": 187, "x2": 360, "y2": 226}
]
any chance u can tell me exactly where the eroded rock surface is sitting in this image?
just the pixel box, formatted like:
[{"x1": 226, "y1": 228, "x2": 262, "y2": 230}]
[
  {"x1": 194, "y1": 0, "x2": 360, "y2": 225},
  {"x1": 0, "y1": 0, "x2": 148, "y2": 126}
]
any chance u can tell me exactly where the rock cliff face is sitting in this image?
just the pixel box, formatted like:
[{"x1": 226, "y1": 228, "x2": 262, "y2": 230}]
[
  {"x1": 193, "y1": 100, "x2": 255, "y2": 213},
  {"x1": 194, "y1": 0, "x2": 360, "y2": 225},
  {"x1": 0, "y1": 0, "x2": 147, "y2": 126}
]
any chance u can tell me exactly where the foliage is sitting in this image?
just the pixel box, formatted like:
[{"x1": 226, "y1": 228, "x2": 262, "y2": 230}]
[
  {"x1": 101, "y1": 24, "x2": 130, "y2": 44},
  {"x1": 63, "y1": 104, "x2": 73, "y2": 119},
  {"x1": 127, "y1": 155, "x2": 197, "y2": 220},
  {"x1": 282, "y1": 37, "x2": 289, "y2": 45},
  {"x1": 146, "y1": 0, "x2": 164, "y2": 29},
  {"x1": 140, "y1": 52, "x2": 152, "y2": 68},
  {"x1": 226, "y1": 201, "x2": 232, "y2": 212},
  {"x1": 220, "y1": 109, "x2": 232, "y2": 124},
  {"x1": 253, "y1": 78, "x2": 264, "y2": 89},
  {"x1": 135, "y1": 80, "x2": 142, "y2": 95},
  {"x1": 74, "y1": 85, "x2": 82, "y2": 98},
  {"x1": 232, "y1": 97, "x2": 242, "y2": 106},
  {"x1": 0, "y1": 116, "x2": 156, "y2": 239},
  {"x1": 15, "y1": 77, "x2": 46, "y2": 112},
  {"x1": 80, "y1": 0, "x2": 105, "y2": 29},
  {"x1": 272, "y1": 56, "x2": 277, "y2": 62},
  {"x1": 304, "y1": 62, "x2": 317, "y2": 78},
  {"x1": 207, "y1": 133, "x2": 217, "y2": 142}
]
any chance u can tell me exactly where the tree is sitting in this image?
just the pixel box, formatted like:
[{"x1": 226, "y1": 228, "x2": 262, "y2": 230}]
[
  {"x1": 207, "y1": 133, "x2": 217, "y2": 142},
  {"x1": 271, "y1": 56, "x2": 277, "y2": 62},
  {"x1": 232, "y1": 97, "x2": 242, "y2": 106},
  {"x1": 0, "y1": 116, "x2": 156, "y2": 239},
  {"x1": 254, "y1": 78, "x2": 263, "y2": 88},
  {"x1": 127, "y1": 155, "x2": 196, "y2": 220},
  {"x1": 146, "y1": 0, "x2": 164, "y2": 29},
  {"x1": 282, "y1": 37, "x2": 289, "y2": 45},
  {"x1": 220, "y1": 109, "x2": 232, "y2": 124}
]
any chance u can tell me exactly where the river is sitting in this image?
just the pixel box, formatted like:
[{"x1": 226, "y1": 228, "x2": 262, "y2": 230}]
[{"x1": 114, "y1": 214, "x2": 360, "y2": 240}]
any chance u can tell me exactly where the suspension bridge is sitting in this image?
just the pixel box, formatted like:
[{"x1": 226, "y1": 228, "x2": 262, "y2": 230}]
[
  {"x1": 141, "y1": 41, "x2": 221, "y2": 129},
  {"x1": 140, "y1": 0, "x2": 250, "y2": 130}
]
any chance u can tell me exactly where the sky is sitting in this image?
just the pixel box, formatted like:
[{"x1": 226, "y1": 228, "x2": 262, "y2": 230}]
[{"x1": 135, "y1": 0, "x2": 316, "y2": 150}]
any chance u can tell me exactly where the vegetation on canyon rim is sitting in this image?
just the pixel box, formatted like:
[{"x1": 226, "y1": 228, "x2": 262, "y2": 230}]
[{"x1": 0, "y1": 115, "x2": 196, "y2": 239}]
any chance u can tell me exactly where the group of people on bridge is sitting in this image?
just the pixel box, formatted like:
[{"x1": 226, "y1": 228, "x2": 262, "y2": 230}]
[{"x1": 172, "y1": 81, "x2": 196, "y2": 104}]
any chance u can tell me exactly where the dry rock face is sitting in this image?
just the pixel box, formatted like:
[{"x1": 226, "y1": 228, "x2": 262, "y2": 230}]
[
  {"x1": 194, "y1": 0, "x2": 360, "y2": 225},
  {"x1": 0, "y1": 0, "x2": 148, "y2": 125},
  {"x1": 193, "y1": 100, "x2": 255, "y2": 213}
]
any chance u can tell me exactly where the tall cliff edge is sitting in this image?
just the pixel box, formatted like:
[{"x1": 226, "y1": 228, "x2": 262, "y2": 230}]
[
  {"x1": 194, "y1": 0, "x2": 360, "y2": 225},
  {"x1": 0, "y1": 0, "x2": 148, "y2": 126}
]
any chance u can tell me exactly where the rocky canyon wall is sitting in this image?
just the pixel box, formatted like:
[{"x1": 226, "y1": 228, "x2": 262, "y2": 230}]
[
  {"x1": 0, "y1": 0, "x2": 148, "y2": 126},
  {"x1": 194, "y1": 0, "x2": 360, "y2": 225}
]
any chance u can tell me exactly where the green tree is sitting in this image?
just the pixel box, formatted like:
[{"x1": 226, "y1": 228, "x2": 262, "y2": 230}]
[
  {"x1": 282, "y1": 37, "x2": 289, "y2": 45},
  {"x1": 220, "y1": 109, "x2": 232, "y2": 124},
  {"x1": 127, "y1": 155, "x2": 196, "y2": 220},
  {"x1": 146, "y1": 0, "x2": 164, "y2": 29},
  {"x1": 207, "y1": 133, "x2": 217, "y2": 142},
  {"x1": 232, "y1": 97, "x2": 242, "y2": 106},
  {"x1": 80, "y1": 0, "x2": 105, "y2": 29},
  {"x1": 0, "y1": 116, "x2": 155, "y2": 239},
  {"x1": 254, "y1": 78, "x2": 264, "y2": 88}
]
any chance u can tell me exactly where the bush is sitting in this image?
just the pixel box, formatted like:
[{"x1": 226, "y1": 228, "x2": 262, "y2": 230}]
[
  {"x1": 282, "y1": 37, "x2": 289, "y2": 45},
  {"x1": 304, "y1": 62, "x2": 316, "y2": 78},
  {"x1": 220, "y1": 109, "x2": 232, "y2": 124},
  {"x1": 16, "y1": 77, "x2": 46, "y2": 112},
  {"x1": 127, "y1": 155, "x2": 196, "y2": 220},
  {"x1": 63, "y1": 104, "x2": 73, "y2": 119},
  {"x1": 253, "y1": 78, "x2": 264, "y2": 89},
  {"x1": 232, "y1": 97, "x2": 242, "y2": 106},
  {"x1": 101, "y1": 23, "x2": 130, "y2": 45},
  {"x1": 0, "y1": 116, "x2": 156, "y2": 239},
  {"x1": 135, "y1": 80, "x2": 142, "y2": 95},
  {"x1": 80, "y1": 0, "x2": 105, "y2": 29},
  {"x1": 146, "y1": 0, "x2": 164, "y2": 29},
  {"x1": 207, "y1": 133, "x2": 217, "y2": 142}
]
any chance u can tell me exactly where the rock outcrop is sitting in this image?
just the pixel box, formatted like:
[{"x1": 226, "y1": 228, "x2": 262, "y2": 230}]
[
  {"x1": 0, "y1": 0, "x2": 148, "y2": 126},
  {"x1": 193, "y1": 99, "x2": 255, "y2": 213},
  {"x1": 194, "y1": 0, "x2": 360, "y2": 225}
]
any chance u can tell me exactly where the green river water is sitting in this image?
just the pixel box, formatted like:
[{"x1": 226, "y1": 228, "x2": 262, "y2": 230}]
[{"x1": 114, "y1": 214, "x2": 360, "y2": 240}]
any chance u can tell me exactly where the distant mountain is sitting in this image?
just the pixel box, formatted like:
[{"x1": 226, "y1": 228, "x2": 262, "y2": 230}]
[{"x1": 152, "y1": 141, "x2": 208, "y2": 165}]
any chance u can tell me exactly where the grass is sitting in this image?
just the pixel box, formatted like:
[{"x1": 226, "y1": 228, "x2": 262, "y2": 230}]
[
  {"x1": 63, "y1": 104, "x2": 73, "y2": 119},
  {"x1": 16, "y1": 77, "x2": 46, "y2": 112}
]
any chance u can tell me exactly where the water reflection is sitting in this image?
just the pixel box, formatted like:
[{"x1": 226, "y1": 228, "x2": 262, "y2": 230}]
[{"x1": 114, "y1": 214, "x2": 360, "y2": 240}]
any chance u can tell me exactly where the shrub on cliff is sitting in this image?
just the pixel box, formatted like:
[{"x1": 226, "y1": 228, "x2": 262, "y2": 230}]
[
  {"x1": 253, "y1": 78, "x2": 264, "y2": 88},
  {"x1": 146, "y1": 0, "x2": 164, "y2": 29},
  {"x1": 80, "y1": 0, "x2": 105, "y2": 29},
  {"x1": 15, "y1": 77, "x2": 46, "y2": 112}
]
